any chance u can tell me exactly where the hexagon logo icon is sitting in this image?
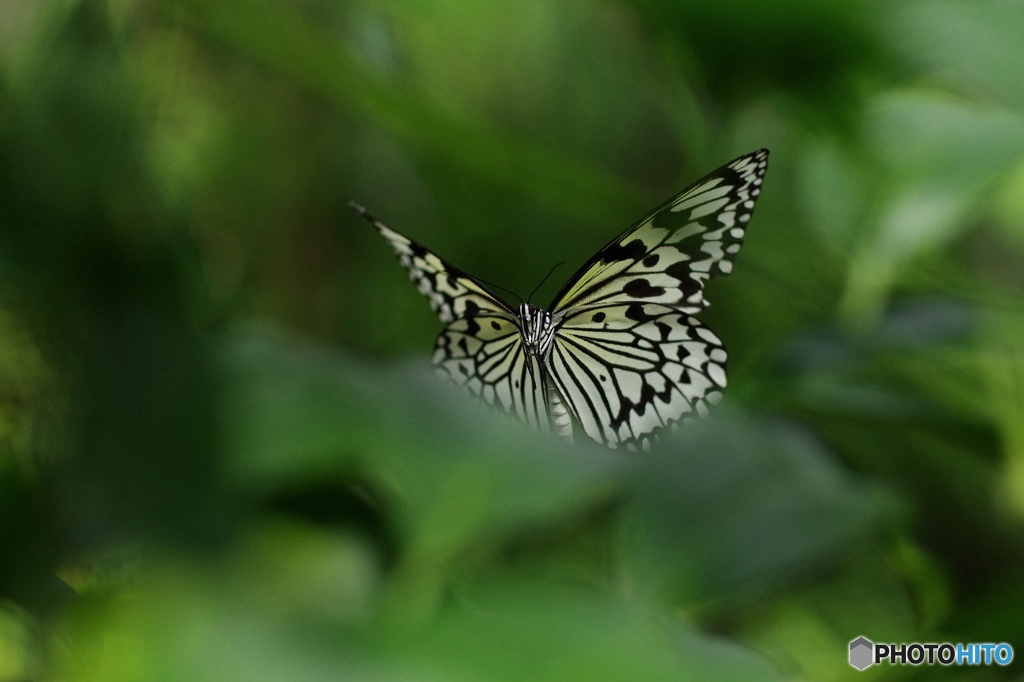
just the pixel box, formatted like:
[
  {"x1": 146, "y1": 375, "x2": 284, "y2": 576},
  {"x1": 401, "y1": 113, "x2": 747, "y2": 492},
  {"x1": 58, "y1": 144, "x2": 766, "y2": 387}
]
[{"x1": 849, "y1": 636, "x2": 874, "y2": 670}]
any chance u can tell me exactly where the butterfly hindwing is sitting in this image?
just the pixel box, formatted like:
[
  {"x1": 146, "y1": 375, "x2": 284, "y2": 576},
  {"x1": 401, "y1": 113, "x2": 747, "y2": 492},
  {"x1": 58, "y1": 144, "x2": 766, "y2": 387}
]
[
  {"x1": 549, "y1": 149, "x2": 768, "y2": 314},
  {"x1": 548, "y1": 302, "x2": 726, "y2": 449},
  {"x1": 433, "y1": 314, "x2": 553, "y2": 431}
]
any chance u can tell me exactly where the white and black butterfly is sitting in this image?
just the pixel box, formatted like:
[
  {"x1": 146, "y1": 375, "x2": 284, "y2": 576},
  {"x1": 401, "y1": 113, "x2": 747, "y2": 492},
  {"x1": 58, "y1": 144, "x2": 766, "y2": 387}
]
[{"x1": 352, "y1": 149, "x2": 768, "y2": 450}]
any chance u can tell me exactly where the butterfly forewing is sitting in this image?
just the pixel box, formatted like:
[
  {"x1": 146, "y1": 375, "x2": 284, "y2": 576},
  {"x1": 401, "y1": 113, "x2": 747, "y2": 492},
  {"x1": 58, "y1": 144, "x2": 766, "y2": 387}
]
[
  {"x1": 360, "y1": 206, "x2": 513, "y2": 324},
  {"x1": 548, "y1": 149, "x2": 768, "y2": 314}
]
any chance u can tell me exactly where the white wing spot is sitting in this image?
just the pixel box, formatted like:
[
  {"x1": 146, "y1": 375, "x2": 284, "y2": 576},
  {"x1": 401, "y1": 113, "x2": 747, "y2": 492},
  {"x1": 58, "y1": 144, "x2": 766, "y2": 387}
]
[
  {"x1": 695, "y1": 327, "x2": 719, "y2": 343},
  {"x1": 690, "y1": 197, "x2": 729, "y2": 219}
]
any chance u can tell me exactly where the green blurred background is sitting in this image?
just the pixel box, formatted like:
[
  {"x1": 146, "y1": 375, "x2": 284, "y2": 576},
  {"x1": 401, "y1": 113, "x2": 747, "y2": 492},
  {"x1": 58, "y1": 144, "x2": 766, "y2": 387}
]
[{"x1": 1, "y1": 0, "x2": 1024, "y2": 679}]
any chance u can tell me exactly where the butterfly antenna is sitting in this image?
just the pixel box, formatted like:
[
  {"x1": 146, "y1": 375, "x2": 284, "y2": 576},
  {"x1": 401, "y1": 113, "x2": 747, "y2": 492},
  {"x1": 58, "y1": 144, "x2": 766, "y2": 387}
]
[
  {"x1": 478, "y1": 278, "x2": 524, "y2": 307},
  {"x1": 528, "y1": 261, "x2": 566, "y2": 304}
]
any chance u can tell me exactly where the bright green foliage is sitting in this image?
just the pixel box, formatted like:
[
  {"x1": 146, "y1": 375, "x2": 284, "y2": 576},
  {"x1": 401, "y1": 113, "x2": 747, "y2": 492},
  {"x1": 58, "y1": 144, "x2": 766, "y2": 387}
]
[{"x1": 1, "y1": 0, "x2": 1023, "y2": 679}]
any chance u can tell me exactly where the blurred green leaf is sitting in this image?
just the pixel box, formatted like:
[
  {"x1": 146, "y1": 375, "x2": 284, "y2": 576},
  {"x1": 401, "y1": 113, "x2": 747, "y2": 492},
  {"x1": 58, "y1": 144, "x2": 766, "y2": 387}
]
[
  {"x1": 619, "y1": 416, "x2": 892, "y2": 607},
  {"x1": 169, "y1": 0, "x2": 642, "y2": 224},
  {"x1": 402, "y1": 581, "x2": 784, "y2": 681},
  {"x1": 57, "y1": 568, "x2": 784, "y2": 682},
  {"x1": 884, "y1": 0, "x2": 1024, "y2": 111},
  {"x1": 218, "y1": 326, "x2": 620, "y2": 620},
  {"x1": 836, "y1": 94, "x2": 1024, "y2": 324}
]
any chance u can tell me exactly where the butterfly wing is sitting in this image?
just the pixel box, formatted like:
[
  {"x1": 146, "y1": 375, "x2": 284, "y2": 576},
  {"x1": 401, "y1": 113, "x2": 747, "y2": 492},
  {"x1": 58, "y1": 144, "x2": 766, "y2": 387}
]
[
  {"x1": 548, "y1": 149, "x2": 769, "y2": 314},
  {"x1": 433, "y1": 316, "x2": 557, "y2": 432},
  {"x1": 353, "y1": 202, "x2": 512, "y2": 324},
  {"x1": 353, "y1": 203, "x2": 555, "y2": 431},
  {"x1": 548, "y1": 302, "x2": 727, "y2": 449},
  {"x1": 544, "y1": 150, "x2": 769, "y2": 448}
]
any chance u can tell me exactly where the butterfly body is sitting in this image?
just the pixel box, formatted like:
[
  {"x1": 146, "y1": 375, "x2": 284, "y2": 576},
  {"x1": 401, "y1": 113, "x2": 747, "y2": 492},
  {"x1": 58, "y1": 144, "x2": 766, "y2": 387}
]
[
  {"x1": 519, "y1": 304, "x2": 555, "y2": 359},
  {"x1": 353, "y1": 149, "x2": 768, "y2": 449}
]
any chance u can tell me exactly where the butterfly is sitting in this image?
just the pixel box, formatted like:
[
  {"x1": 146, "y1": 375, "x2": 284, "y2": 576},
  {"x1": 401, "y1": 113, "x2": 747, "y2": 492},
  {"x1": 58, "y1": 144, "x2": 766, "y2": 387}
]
[{"x1": 352, "y1": 149, "x2": 768, "y2": 450}]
